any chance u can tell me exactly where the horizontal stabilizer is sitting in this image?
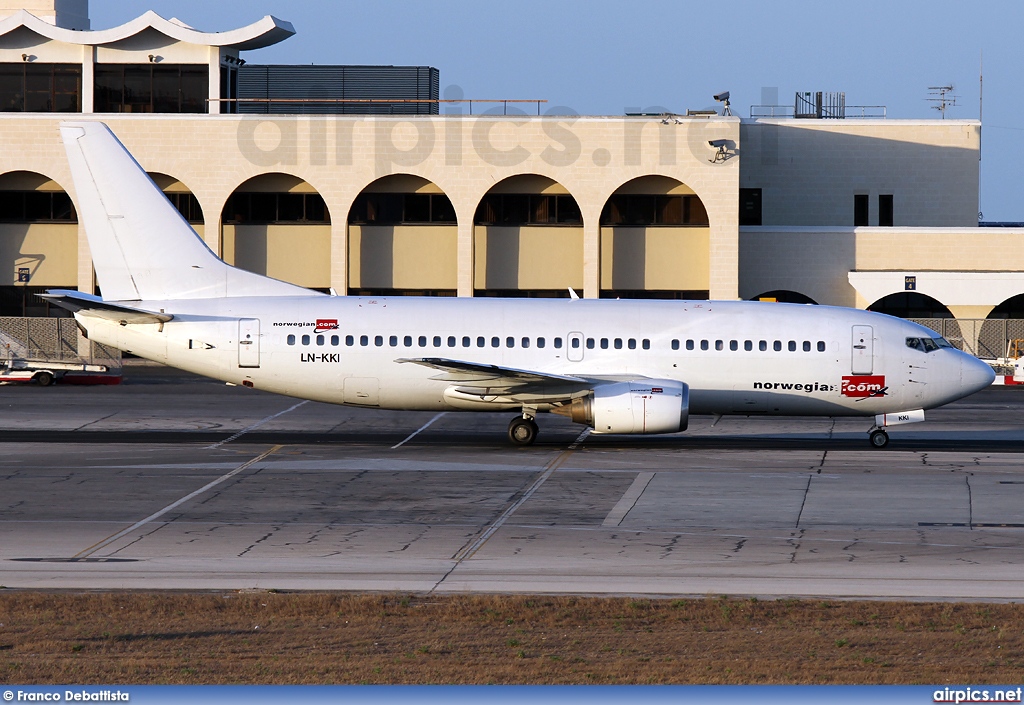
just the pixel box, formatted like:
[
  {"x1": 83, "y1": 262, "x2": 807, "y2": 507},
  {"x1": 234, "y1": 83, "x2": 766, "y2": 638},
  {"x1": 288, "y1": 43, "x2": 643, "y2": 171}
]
[{"x1": 39, "y1": 290, "x2": 173, "y2": 324}]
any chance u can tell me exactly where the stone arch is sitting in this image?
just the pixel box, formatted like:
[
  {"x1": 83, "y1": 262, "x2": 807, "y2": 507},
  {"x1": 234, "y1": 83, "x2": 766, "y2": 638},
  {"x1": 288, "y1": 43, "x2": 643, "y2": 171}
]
[
  {"x1": 0, "y1": 170, "x2": 78, "y2": 316},
  {"x1": 867, "y1": 292, "x2": 954, "y2": 319},
  {"x1": 147, "y1": 172, "x2": 204, "y2": 230},
  {"x1": 473, "y1": 174, "x2": 583, "y2": 297},
  {"x1": 220, "y1": 173, "x2": 332, "y2": 291},
  {"x1": 750, "y1": 289, "x2": 818, "y2": 305},
  {"x1": 598, "y1": 175, "x2": 709, "y2": 299},
  {"x1": 346, "y1": 174, "x2": 458, "y2": 296}
]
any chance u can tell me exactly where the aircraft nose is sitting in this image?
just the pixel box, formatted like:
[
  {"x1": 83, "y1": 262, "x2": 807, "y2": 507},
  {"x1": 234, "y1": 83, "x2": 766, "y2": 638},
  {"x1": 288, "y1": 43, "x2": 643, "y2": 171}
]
[{"x1": 961, "y1": 354, "x2": 996, "y2": 395}]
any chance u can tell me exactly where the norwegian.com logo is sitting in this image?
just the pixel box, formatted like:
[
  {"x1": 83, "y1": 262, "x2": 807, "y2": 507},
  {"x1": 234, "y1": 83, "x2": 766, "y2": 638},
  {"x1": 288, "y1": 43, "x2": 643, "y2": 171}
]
[
  {"x1": 315, "y1": 319, "x2": 339, "y2": 332},
  {"x1": 841, "y1": 375, "x2": 886, "y2": 398}
]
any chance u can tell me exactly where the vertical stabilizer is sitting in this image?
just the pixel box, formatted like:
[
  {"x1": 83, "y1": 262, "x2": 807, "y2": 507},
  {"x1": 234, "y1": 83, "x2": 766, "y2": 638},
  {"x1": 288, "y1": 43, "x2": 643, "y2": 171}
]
[{"x1": 60, "y1": 121, "x2": 319, "y2": 301}]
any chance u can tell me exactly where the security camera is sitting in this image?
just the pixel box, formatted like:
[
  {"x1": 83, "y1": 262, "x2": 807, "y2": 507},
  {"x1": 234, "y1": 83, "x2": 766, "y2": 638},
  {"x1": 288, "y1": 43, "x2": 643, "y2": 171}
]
[
  {"x1": 708, "y1": 139, "x2": 728, "y2": 148},
  {"x1": 714, "y1": 91, "x2": 730, "y2": 103}
]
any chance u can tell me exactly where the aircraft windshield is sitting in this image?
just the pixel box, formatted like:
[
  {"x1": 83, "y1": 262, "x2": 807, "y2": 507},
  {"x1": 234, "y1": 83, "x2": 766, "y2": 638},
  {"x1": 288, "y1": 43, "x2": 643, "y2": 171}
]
[{"x1": 905, "y1": 336, "x2": 953, "y2": 353}]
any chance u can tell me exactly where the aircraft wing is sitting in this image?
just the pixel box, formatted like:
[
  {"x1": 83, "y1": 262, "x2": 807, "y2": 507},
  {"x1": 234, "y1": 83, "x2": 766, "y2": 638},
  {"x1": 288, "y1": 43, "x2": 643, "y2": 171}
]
[
  {"x1": 39, "y1": 289, "x2": 173, "y2": 324},
  {"x1": 397, "y1": 357, "x2": 593, "y2": 394}
]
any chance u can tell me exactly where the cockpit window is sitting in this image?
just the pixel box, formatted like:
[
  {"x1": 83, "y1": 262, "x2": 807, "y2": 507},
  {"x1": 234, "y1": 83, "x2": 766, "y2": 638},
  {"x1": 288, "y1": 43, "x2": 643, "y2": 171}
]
[{"x1": 906, "y1": 336, "x2": 951, "y2": 353}]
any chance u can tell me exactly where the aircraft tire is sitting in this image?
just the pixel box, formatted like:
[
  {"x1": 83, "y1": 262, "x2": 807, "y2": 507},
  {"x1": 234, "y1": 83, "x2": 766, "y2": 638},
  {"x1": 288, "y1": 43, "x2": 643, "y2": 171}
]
[
  {"x1": 508, "y1": 417, "x2": 538, "y2": 446},
  {"x1": 869, "y1": 429, "x2": 889, "y2": 448}
]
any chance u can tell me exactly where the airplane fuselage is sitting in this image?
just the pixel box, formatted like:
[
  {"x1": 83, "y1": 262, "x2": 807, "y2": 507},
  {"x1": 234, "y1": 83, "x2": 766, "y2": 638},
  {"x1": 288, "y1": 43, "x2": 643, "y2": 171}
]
[{"x1": 77, "y1": 296, "x2": 988, "y2": 420}]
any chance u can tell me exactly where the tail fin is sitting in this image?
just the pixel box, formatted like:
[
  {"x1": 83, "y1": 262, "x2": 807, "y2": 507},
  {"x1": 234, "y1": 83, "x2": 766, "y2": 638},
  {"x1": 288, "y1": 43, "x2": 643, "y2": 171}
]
[{"x1": 60, "y1": 121, "x2": 319, "y2": 301}]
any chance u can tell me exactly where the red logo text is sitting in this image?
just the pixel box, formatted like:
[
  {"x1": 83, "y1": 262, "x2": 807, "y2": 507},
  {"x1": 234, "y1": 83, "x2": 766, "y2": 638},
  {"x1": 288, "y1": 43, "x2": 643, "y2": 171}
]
[{"x1": 841, "y1": 375, "x2": 886, "y2": 398}]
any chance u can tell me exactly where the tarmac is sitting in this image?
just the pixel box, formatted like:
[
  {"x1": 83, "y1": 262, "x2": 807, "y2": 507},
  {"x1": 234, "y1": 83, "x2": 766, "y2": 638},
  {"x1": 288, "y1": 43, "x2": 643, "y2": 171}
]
[{"x1": 2, "y1": 366, "x2": 1023, "y2": 600}]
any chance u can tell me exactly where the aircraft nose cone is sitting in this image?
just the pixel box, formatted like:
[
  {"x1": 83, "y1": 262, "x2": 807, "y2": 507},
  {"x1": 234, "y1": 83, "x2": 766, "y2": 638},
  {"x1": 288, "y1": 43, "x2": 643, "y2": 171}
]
[{"x1": 962, "y1": 354, "x2": 996, "y2": 395}]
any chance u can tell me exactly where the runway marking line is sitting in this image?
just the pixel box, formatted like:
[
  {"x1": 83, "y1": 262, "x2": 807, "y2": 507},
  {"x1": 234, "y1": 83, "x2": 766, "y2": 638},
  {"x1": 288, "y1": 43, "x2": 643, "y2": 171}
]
[
  {"x1": 391, "y1": 412, "x2": 446, "y2": 449},
  {"x1": 448, "y1": 441, "x2": 582, "y2": 567},
  {"x1": 602, "y1": 471, "x2": 656, "y2": 527},
  {"x1": 71, "y1": 444, "x2": 283, "y2": 559},
  {"x1": 206, "y1": 400, "x2": 309, "y2": 449}
]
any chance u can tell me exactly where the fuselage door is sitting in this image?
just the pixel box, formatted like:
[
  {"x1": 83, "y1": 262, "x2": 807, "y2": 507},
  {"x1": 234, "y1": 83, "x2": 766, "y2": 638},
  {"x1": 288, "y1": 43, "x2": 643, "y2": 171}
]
[
  {"x1": 238, "y1": 318, "x2": 260, "y2": 368},
  {"x1": 851, "y1": 324, "x2": 873, "y2": 375},
  {"x1": 567, "y1": 331, "x2": 584, "y2": 362}
]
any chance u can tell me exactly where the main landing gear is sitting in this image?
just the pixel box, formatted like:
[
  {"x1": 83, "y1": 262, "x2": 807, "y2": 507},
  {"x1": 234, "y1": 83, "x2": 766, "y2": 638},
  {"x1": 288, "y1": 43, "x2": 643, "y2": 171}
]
[
  {"x1": 868, "y1": 428, "x2": 889, "y2": 448},
  {"x1": 508, "y1": 411, "x2": 539, "y2": 446}
]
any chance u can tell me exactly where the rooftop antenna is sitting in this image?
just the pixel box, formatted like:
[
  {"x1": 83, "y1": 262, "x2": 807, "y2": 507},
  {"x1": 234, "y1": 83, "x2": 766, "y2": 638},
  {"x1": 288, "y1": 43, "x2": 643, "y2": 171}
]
[{"x1": 926, "y1": 85, "x2": 959, "y2": 119}]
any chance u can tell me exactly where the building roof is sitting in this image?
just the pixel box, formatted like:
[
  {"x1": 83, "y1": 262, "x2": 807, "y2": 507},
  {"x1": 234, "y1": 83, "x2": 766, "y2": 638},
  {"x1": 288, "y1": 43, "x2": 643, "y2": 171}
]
[{"x1": 0, "y1": 9, "x2": 295, "y2": 50}]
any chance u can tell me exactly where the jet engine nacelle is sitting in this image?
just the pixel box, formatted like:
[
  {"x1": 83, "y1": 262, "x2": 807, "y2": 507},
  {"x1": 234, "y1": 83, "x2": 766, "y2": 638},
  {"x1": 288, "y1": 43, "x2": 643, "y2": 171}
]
[{"x1": 566, "y1": 380, "x2": 689, "y2": 434}]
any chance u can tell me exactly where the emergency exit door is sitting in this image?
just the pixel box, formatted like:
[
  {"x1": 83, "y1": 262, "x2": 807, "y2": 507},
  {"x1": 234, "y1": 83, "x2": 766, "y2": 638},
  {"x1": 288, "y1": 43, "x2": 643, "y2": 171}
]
[
  {"x1": 851, "y1": 325, "x2": 873, "y2": 375},
  {"x1": 238, "y1": 318, "x2": 260, "y2": 368}
]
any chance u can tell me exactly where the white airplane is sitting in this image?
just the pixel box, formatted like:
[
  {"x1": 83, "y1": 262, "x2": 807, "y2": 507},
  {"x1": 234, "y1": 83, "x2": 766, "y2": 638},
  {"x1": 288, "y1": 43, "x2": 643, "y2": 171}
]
[{"x1": 43, "y1": 122, "x2": 994, "y2": 448}]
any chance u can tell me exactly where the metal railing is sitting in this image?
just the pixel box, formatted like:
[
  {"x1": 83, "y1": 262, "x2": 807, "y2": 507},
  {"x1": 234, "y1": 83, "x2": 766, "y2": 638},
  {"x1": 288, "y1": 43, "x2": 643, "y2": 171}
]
[{"x1": 209, "y1": 98, "x2": 548, "y2": 116}]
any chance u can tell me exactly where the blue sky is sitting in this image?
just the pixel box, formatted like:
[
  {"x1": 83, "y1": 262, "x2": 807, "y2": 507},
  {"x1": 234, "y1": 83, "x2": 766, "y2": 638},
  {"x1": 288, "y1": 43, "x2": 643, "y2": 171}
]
[{"x1": 92, "y1": 0, "x2": 1024, "y2": 221}]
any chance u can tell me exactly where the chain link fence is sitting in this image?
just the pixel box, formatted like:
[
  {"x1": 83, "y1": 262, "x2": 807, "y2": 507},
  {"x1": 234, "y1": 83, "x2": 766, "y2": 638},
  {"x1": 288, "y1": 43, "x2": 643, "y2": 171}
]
[
  {"x1": 0, "y1": 317, "x2": 121, "y2": 370},
  {"x1": 909, "y1": 318, "x2": 1024, "y2": 360}
]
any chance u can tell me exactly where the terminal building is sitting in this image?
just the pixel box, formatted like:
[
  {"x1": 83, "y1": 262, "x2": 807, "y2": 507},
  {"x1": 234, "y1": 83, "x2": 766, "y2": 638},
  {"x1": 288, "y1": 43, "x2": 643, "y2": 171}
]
[{"x1": 1, "y1": 1, "x2": 1020, "y2": 356}]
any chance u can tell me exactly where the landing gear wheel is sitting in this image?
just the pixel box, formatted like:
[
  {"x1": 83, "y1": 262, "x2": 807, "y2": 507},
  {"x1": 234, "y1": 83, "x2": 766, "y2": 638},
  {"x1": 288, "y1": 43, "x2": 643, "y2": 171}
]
[
  {"x1": 34, "y1": 371, "x2": 54, "y2": 387},
  {"x1": 869, "y1": 429, "x2": 889, "y2": 448},
  {"x1": 508, "y1": 417, "x2": 539, "y2": 446}
]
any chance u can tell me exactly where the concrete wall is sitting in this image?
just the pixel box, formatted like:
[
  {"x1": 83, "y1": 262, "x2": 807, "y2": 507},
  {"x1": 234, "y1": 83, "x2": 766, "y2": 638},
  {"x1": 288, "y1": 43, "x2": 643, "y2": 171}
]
[
  {"x1": 474, "y1": 225, "x2": 583, "y2": 291},
  {"x1": 739, "y1": 226, "x2": 1024, "y2": 309},
  {"x1": 0, "y1": 113, "x2": 740, "y2": 299},
  {"x1": 600, "y1": 227, "x2": 710, "y2": 292},
  {"x1": 223, "y1": 223, "x2": 331, "y2": 289},
  {"x1": 740, "y1": 120, "x2": 980, "y2": 227},
  {"x1": 0, "y1": 222, "x2": 76, "y2": 285},
  {"x1": 349, "y1": 224, "x2": 457, "y2": 290}
]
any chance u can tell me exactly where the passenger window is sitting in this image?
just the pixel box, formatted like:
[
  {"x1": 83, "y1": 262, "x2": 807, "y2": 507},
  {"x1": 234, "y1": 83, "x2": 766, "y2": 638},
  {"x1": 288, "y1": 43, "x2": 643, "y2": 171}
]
[
  {"x1": 729, "y1": 340, "x2": 738, "y2": 351},
  {"x1": 419, "y1": 336, "x2": 427, "y2": 347},
  {"x1": 642, "y1": 339, "x2": 650, "y2": 350},
  {"x1": 331, "y1": 335, "x2": 339, "y2": 346},
  {"x1": 448, "y1": 336, "x2": 456, "y2": 347},
  {"x1": 715, "y1": 340, "x2": 724, "y2": 351},
  {"x1": 537, "y1": 337, "x2": 546, "y2": 348},
  {"x1": 570, "y1": 338, "x2": 580, "y2": 349},
  {"x1": 506, "y1": 337, "x2": 514, "y2": 348},
  {"x1": 671, "y1": 339, "x2": 679, "y2": 351},
  {"x1": 773, "y1": 340, "x2": 781, "y2": 351},
  {"x1": 404, "y1": 335, "x2": 412, "y2": 347},
  {"x1": 554, "y1": 338, "x2": 563, "y2": 349},
  {"x1": 433, "y1": 336, "x2": 441, "y2": 347},
  {"x1": 817, "y1": 341, "x2": 826, "y2": 352},
  {"x1": 522, "y1": 337, "x2": 530, "y2": 348},
  {"x1": 600, "y1": 338, "x2": 609, "y2": 349},
  {"x1": 614, "y1": 338, "x2": 622, "y2": 350},
  {"x1": 686, "y1": 340, "x2": 694, "y2": 351},
  {"x1": 360, "y1": 335, "x2": 368, "y2": 346},
  {"x1": 788, "y1": 340, "x2": 796, "y2": 352},
  {"x1": 389, "y1": 335, "x2": 398, "y2": 347},
  {"x1": 759, "y1": 340, "x2": 767, "y2": 352},
  {"x1": 375, "y1": 335, "x2": 384, "y2": 347},
  {"x1": 492, "y1": 337, "x2": 500, "y2": 348},
  {"x1": 477, "y1": 336, "x2": 485, "y2": 347},
  {"x1": 287, "y1": 334, "x2": 295, "y2": 345},
  {"x1": 628, "y1": 339, "x2": 637, "y2": 350},
  {"x1": 346, "y1": 335, "x2": 354, "y2": 346},
  {"x1": 586, "y1": 338, "x2": 595, "y2": 349},
  {"x1": 700, "y1": 340, "x2": 709, "y2": 351},
  {"x1": 463, "y1": 336, "x2": 471, "y2": 347},
  {"x1": 301, "y1": 334, "x2": 310, "y2": 345},
  {"x1": 744, "y1": 340, "x2": 752, "y2": 351},
  {"x1": 803, "y1": 340, "x2": 811, "y2": 352},
  {"x1": 316, "y1": 334, "x2": 325, "y2": 346}
]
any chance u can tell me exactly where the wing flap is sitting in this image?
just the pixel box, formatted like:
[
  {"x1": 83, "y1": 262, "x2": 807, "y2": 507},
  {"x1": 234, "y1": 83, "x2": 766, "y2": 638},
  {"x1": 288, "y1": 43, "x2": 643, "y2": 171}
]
[{"x1": 397, "y1": 357, "x2": 588, "y2": 390}]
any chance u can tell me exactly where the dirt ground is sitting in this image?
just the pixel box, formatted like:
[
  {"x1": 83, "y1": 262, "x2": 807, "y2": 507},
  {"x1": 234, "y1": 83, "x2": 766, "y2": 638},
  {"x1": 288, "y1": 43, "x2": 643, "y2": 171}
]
[{"x1": 0, "y1": 592, "x2": 1021, "y2": 684}]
